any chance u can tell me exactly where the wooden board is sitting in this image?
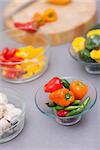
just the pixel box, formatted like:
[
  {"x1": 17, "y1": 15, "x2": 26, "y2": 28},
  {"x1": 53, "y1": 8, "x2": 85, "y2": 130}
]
[{"x1": 4, "y1": 0, "x2": 97, "y2": 46}]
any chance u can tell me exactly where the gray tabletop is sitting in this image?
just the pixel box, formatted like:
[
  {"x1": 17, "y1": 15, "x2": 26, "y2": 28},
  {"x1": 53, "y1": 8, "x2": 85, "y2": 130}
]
[{"x1": 0, "y1": 1, "x2": 100, "y2": 150}]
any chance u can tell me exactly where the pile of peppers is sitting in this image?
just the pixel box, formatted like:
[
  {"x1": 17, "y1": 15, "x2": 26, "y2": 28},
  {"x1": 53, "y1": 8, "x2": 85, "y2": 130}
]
[
  {"x1": 0, "y1": 46, "x2": 45, "y2": 80},
  {"x1": 44, "y1": 77, "x2": 90, "y2": 117},
  {"x1": 72, "y1": 28, "x2": 100, "y2": 63},
  {"x1": 14, "y1": 9, "x2": 58, "y2": 32}
]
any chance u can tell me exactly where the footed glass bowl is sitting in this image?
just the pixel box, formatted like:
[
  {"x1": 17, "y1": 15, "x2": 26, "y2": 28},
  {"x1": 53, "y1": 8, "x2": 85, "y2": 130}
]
[
  {"x1": 35, "y1": 77, "x2": 97, "y2": 126},
  {"x1": 0, "y1": 29, "x2": 50, "y2": 83},
  {"x1": 69, "y1": 46, "x2": 100, "y2": 74},
  {"x1": 0, "y1": 87, "x2": 25, "y2": 143}
]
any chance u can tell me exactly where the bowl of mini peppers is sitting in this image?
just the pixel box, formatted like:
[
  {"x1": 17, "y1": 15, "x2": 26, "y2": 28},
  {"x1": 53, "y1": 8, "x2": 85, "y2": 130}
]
[
  {"x1": 70, "y1": 27, "x2": 100, "y2": 74},
  {"x1": 0, "y1": 45, "x2": 50, "y2": 83},
  {"x1": 35, "y1": 77, "x2": 97, "y2": 126},
  {"x1": 0, "y1": 30, "x2": 50, "y2": 83}
]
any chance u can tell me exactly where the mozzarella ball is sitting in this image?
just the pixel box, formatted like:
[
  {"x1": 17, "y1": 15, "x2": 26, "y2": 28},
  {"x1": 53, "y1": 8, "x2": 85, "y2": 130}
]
[
  {"x1": 0, "y1": 105, "x2": 7, "y2": 119},
  {"x1": 0, "y1": 126, "x2": 3, "y2": 136},
  {"x1": 0, "y1": 93, "x2": 8, "y2": 105},
  {"x1": 6, "y1": 104, "x2": 15, "y2": 112},
  {"x1": 0, "y1": 130, "x2": 3, "y2": 136},
  {"x1": 4, "y1": 108, "x2": 22, "y2": 123},
  {"x1": 0, "y1": 118, "x2": 10, "y2": 133}
]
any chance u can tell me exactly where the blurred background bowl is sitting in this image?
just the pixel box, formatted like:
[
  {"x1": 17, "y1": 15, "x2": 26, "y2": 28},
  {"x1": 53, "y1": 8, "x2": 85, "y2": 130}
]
[{"x1": 0, "y1": 29, "x2": 51, "y2": 83}]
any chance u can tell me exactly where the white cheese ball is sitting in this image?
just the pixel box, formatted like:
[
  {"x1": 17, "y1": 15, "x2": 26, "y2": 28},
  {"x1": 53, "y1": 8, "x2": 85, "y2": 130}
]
[
  {"x1": 6, "y1": 104, "x2": 15, "y2": 112},
  {"x1": 4, "y1": 108, "x2": 22, "y2": 123},
  {"x1": 0, "y1": 93, "x2": 8, "y2": 105},
  {"x1": 0, "y1": 129, "x2": 3, "y2": 136},
  {"x1": 0, "y1": 105, "x2": 7, "y2": 119},
  {"x1": 0, "y1": 118, "x2": 10, "y2": 133}
]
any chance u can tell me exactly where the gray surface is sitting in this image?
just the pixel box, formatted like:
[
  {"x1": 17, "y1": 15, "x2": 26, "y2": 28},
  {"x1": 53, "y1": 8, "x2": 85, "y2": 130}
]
[{"x1": 0, "y1": 0, "x2": 100, "y2": 150}]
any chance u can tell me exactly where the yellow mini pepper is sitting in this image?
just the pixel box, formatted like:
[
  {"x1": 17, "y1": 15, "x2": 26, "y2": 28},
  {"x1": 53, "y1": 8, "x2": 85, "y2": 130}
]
[
  {"x1": 21, "y1": 59, "x2": 45, "y2": 79},
  {"x1": 15, "y1": 46, "x2": 46, "y2": 79},
  {"x1": 90, "y1": 50, "x2": 100, "y2": 62},
  {"x1": 87, "y1": 29, "x2": 100, "y2": 37},
  {"x1": 72, "y1": 37, "x2": 86, "y2": 53},
  {"x1": 16, "y1": 46, "x2": 45, "y2": 59}
]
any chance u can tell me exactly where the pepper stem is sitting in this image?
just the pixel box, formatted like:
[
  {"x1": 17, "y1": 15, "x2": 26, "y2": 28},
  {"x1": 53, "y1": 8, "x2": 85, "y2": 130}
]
[{"x1": 65, "y1": 93, "x2": 71, "y2": 100}]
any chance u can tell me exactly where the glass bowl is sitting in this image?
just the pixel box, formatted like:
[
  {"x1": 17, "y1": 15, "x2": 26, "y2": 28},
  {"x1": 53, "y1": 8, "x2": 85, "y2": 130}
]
[
  {"x1": 69, "y1": 45, "x2": 100, "y2": 74},
  {"x1": 35, "y1": 77, "x2": 97, "y2": 126},
  {"x1": 0, "y1": 29, "x2": 50, "y2": 83},
  {"x1": 0, "y1": 86, "x2": 25, "y2": 143}
]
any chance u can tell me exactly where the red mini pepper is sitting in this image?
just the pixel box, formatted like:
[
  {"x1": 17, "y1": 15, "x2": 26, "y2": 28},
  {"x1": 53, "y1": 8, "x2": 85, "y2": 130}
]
[
  {"x1": 10, "y1": 56, "x2": 23, "y2": 63},
  {"x1": 3, "y1": 65, "x2": 22, "y2": 79},
  {"x1": 2, "y1": 48, "x2": 18, "y2": 60},
  {"x1": 0, "y1": 55, "x2": 7, "y2": 63},
  {"x1": 44, "y1": 77, "x2": 63, "y2": 93},
  {"x1": 2, "y1": 48, "x2": 9, "y2": 59},
  {"x1": 56, "y1": 110, "x2": 69, "y2": 117},
  {"x1": 3, "y1": 69, "x2": 16, "y2": 79},
  {"x1": 14, "y1": 21, "x2": 39, "y2": 32},
  {"x1": 0, "y1": 48, "x2": 24, "y2": 70},
  {"x1": 5, "y1": 48, "x2": 17, "y2": 60}
]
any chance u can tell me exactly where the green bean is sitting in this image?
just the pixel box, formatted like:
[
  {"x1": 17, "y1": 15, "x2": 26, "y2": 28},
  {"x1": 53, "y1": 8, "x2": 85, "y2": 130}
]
[
  {"x1": 64, "y1": 106, "x2": 80, "y2": 111},
  {"x1": 46, "y1": 102, "x2": 56, "y2": 107},
  {"x1": 66, "y1": 96, "x2": 90, "y2": 117},
  {"x1": 72, "y1": 100, "x2": 81, "y2": 105},
  {"x1": 54, "y1": 106, "x2": 64, "y2": 110}
]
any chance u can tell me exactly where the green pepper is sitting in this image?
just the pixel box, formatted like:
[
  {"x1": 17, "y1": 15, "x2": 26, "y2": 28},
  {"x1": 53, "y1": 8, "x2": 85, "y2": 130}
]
[
  {"x1": 85, "y1": 35, "x2": 100, "y2": 50},
  {"x1": 79, "y1": 49, "x2": 96, "y2": 62},
  {"x1": 64, "y1": 105, "x2": 80, "y2": 111},
  {"x1": 72, "y1": 100, "x2": 81, "y2": 105},
  {"x1": 61, "y1": 79, "x2": 70, "y2": 89},
  {"x1": 54, "y1": 105, "x2": 64, "y2": 110},
  {"x1": 46, "y1": 102, "x2": 56, "y2": 107},
  {"x1": 66, "y1": 96, "x2": 90, "y2": 117}
]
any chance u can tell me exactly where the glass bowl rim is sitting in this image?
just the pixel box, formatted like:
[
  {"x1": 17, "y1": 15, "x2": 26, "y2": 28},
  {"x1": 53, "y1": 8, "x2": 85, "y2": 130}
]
[
  {"x1": 0, "y1": 86, "x2": 26, "y2": 120},
  {"x1": 35, "y1": 76, "x2": 97, "y2": 119},
  {"x1": 69, "y1": 43, "x2": 100, "y2": 65},
  {"x1": 0, "y1": 28, "x2": 50, "y2": 65}
]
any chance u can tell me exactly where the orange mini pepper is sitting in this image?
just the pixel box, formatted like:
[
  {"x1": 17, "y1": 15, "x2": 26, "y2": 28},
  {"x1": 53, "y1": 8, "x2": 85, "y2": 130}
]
[
  {"x1": 33, "y1": 13, "x2": 46, "y2": 26},
  {"x1": 48, "y1": 0, "x2": 71, "y2": 5},
  {"x1": 70, "y1": 80, "x2": 88, "y2": 100},
  {"x1": 49, "y1": 88, "x2": 75, "y2": 107}
]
